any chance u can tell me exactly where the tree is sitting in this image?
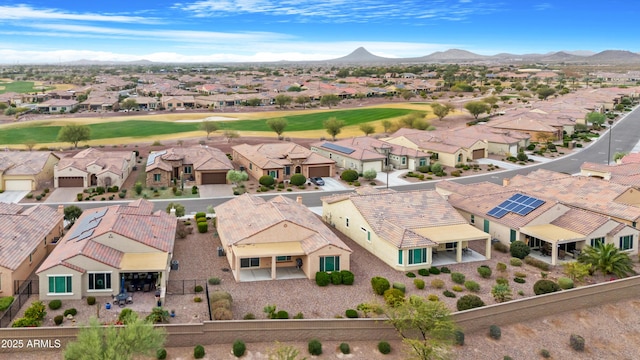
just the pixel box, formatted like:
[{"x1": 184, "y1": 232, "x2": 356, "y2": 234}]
[
  {"x1": 464, "y1": 101, "x2": 490, "y2": 120},
  {"x1": 383, "y1": 295, "x2": 457, "y2": 360},
  {"x1": 401, "y1": 90, "x2": 415, "y2": 101},
  {"x1": 63, "y1": 314, "x2": 166, "y2": 360},
  {"x1": 363, "y1": 169, "x2": 377, "y2": 181},
  {"x1": 295, "y1": 95, "x2": 310, "y2": 109},
  {"x1": 320, "y1": 94, "x2": 340, "y2": 109},
  {"x1": 226, "y1": 170, "x2": 248, "y2": 187},
  {"x1": 165, "y1": 202, "x2": 185, "y2": 217},
  {"x1": 223, "y1": 130, "x2": 240, "y2": 143},
  {"x1": 199, "y1": 121, "x2": 219, "y2": 139},
  {"x1": 483, "y1": 96, "x2": 499, "y2": 113},
  {"x1": 274, "y1": 94, "x2": 292, "y2": 109},
  {"x1": 381, "y1": 119, "x2": 393, "y2": 133},
  {"x1": 121, "y1": 98, "x2": 138, "y2": 111},
  {"x1": 323, "y1": 117, "x2": 345, "y2": 141},
  {"x1": 431, "y1": 103, "x2": 454, "y2": 121},
  {"x1": 578, "y1": 243, "x2": 635, "y2": 278},
  {"x1": 536, "y1": 86, "x2": 556, "y2": 100},
  {"x1": 64, "y1": 205, "x2": 83, "y2": 226},
  {"x1": 359, "y1": 123, "x2": 375, "y2": 136},
  {"x1": 57, "y1": 124, "x2": 91, "y2": 148},
  {"x1": 266, "y1": 118, "x2": 288, "y2": 138},
  {"x1": 246, "y1": 98, "x2": 262, "y2": 107},
  {"x1": 586, "y1": 111, "x2": 606, "y2": 129}
]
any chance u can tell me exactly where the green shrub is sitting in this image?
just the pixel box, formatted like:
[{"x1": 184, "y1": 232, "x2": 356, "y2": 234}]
[
  {"x1": 12, "y1": 317, "x2": 40, "y2": 327},
  {"x1": 452, "y1": 285, "x2": 464, "y2": 292},
  {"x1": 63, "y1": 308, "x2": 77, "y2": 317},
  {"x1": 443, "y1": 290, "x2": 456, "y2": 298},
  {"x1": 454, "y1": 330, "x2": 465, "y2": 346},
  {"x1": 414, "y1": 278, "x2": 425, "y2": 289},
  {"x1": 509, "y1": 258, "x2": 523, "y2": 266},
  {"x1": 496, "y1": 262, "x2": 507, "y2": 271},
  {"x1": 308, "y1": 339, "x2": 322, "y2": 356},
  {"x1": 392, "y1": 282, "x2": 406, "y2": 294},
  {"x1": 243, "y1": 313, "x2": 255, "y2": 320},
  {"x1": 569, "y1": 334, "x2": 585, "y2": 351},
  {"x1": 418, "y1": 268, "x2": 429, "y2": 276},
  {"x1": 210, "y1": 290, "x2": 233, "y2": 304},
  {"x1": 118, "y1": 192, "x2": 126, "y2": 199},
  {"x1": 156, "y1": 348, "x2": 167, "y2": 360},
  {"x1": 427, "y1": 294, "x2": 440, "y2": 302},
  {"x1": 371, "y1": 276, "x2": 391, "y2": 295},
  {"x1": 496, "y1": 277, "x2": 509, "y2": 285},
  {"x1": 345, "y1": 309, "x2": 359, "y2": 318},
  {"x1": 514, "y1": 271, "x2": 527, "y2": 278},
  {"x1": 440, "y1": 266, "x2": 451, "y2": 274},
  {"x1": 212, "y1": 308, "x2": 233, "y2": 320},
  {"x1": 54, "y1": 315, "x2": 64, "y2": 325},
  {"x1": 533, "y1": 279, "x2": 560, "y2": 295},
  {"x1": 194, "y1": 297, "x2": 202, "y2": 303},
  {"x1": 514, "y1": 277, "x2": 526, "y2": 284},
  {"x1": 464, "y1": 280, "x2": 480, "y2": 292},
  {"x1": 457, "y1": 294, "x2": 485, "y2": 311},
  {"x1": 451, "y1": 272, "x2": 466, "y2": 284},
  {"x1": 540, "y1": 349, "x2": 551, "y2": 358},
  {"x1": 341, "y1": 270, "x2": 355, "y2": 285},
  {"x1": 211, "y1": 299, "x2": 231, "y2": 310},
  {"x1": 340, "y1": 169, "x2": 359, "y2": 182},
  {"x1": 208, "y1": 277, "x2": 221, "y2": 285},
  {"x1": 316, "y1": 271, "x2": 330, "y2": 286},
  {"x1": 330, "y1": 271, "x2": 343, "y2": 285},
  {"x1": 510, "y1": 241, "x2": 531, "y2": 259},
  {"x1": 197, "y1": 221, "x2": 208, "y2": 233},
  {"x1": 118, "y1": 308, "x2": 135, "y2": 323},
  {"x1": 492, "y1": 242, "x2": 509, "y2": 253},
  {"x1": 384, "y1": 288, "x2": 405, "y2": 306},
  {"x1": 194, "y1": 285, "x2": 204, "y2": 293},
  {"x1": 406, "y1": 272, "x2": 416, "y2": 278},
  {"x1": 195, "y1": 212, "x2": 206, "y2": 220},
  {"x1": 558, "y1": 277, "x2": 574, "y2": 289},
  {"x1": 25, "y1": 301, "x2": 47, "y2": 321},
  {"x1": 477, "y1": 265, "x2": 492, "y2": 278},
  {"x1": 339, "y1": 342, "x2": 350, "y2": 354},
  {"x1": 0, "y1": 296, "x2": 14, "y2": 311},
  {"x1": 489, "y1": 325, "x2": 501, "y2": 340},
  {"x1": 48, "y1": 300, "x2": 62, "y2": 310},
  {"x1": 378, "y1": 341, "x2": 391, "y2": 354},
  {"x1": 431, "y1": 279, "x2": 445, "y2": 289},
  {"x1": 276, "y1": 310, "x2": 289, "y2": 319},
  {"x1": 194, "y1": 344, "x2": 205, "y2": 359},
  {"x1": 259, "y1": 175, "x2": 275, "y2": 187},
  {"x1": 293, "y1": 312, "x2": 304, "y2": 319},
  {"x1": 525, "y1": 255, "x2": 551, "y2": 271},
  {"x1": 290, "y1": 174, "x2": 306, "y2": 186},
  {"x1": 428, "y1": 266, "x2": 441, "y2": 275}
]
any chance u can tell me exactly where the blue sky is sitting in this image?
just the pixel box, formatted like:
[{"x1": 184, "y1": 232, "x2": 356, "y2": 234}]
[{"x1": 0, "y1": 1, "x2": 638, "y2": 63}]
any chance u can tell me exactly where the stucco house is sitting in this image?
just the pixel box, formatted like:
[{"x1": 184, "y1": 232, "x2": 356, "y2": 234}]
[
  {"x1": 232, "y1": 142, "x2": 336, "y2": 181},
  {"x1": 36, "y1": 99, "x2": 78, "y2": 113},
  {"x1": 54, "y1": 148, "x2": 135, "y2": 188},
  {"x1": 215, "y1": 194, "x2": 352, "y2": 282},
  {"x1": 36, "y1": 199, "x2": 177, "y2": 301},
  {"x1": 322, "y1": 187, "x2": 491, "y2": 270},
  {"x1": 0, "y1": 203, "x2": 64, "y2": 295},
  {"x1": 146, "y1": 146, "x2": 233, "y2": 187},
  {"x1": 0, "y1": 151, "x2": 60, "y2": 191},
  {"x1": 310, "y1": 137, "x2": 430, "y2": 173}
]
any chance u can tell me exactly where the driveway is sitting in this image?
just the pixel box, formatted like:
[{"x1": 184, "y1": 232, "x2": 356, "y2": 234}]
[
  {"x1": 319, "y1": 177, "x2": 349, "y2": 191},
  {"x1": 376, "y1": 169, "x2": 411, "y2": 187},
  {"x1": 45, "y1": 187, "x2": 84, "y2": 203},
  {"x1": 198, "y1": 184, "x2": 234, "y2": 197},
  {"x1": 0, "y1": 190, "x2": 29, "y2": 203}
]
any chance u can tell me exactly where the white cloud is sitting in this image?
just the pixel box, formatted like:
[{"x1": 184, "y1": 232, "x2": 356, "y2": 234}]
[{"x1": 0, "y1": 4, "x2": 160, "y2": 24}]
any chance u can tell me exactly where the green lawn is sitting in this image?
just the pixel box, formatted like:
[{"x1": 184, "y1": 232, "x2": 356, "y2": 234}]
[
  {"x1": 0, "y1": 108, "x2": 420, "y2": 145},
  {"x1": 0, "y1": 81, "x2": 46, "y2": 94}
]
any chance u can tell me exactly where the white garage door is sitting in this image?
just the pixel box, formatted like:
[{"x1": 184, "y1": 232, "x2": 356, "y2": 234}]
[{"x1": 4, "y1": 179, "x2": 32, "y2": 191}]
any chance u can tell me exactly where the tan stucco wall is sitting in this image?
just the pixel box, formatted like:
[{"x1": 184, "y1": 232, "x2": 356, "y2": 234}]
[
  {"x1": 311, "y1": 147, "x2": 381, "y2": 173},
  {"x1": 614, "y1": 188, "x2": 640, "y2": 206},
  {"x1": 308, "y1": 245, "x2": 351, "y2": 275},
  {"x1": 54, "y1": 166, "x2": 88, "y2": 188},
  {"x1": 487, "y1": 142, "x2": 512, "y2": 156},
  {"x1": 0, "y1": 266, "x2": 11, "y2": 295},
  {"x1": 33, "y1": 153, "x2": 59, "y2": 186},
  {"x1": 38, "y1": 266, "x2": 83, "y2": 300}
]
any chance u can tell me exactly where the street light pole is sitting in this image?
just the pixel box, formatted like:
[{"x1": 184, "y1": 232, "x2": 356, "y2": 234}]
[{"x1": 607, "y1": 119, "x2": 614, "y2": 165}]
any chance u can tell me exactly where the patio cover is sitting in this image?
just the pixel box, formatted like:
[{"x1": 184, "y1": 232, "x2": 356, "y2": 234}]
[
  {"x1": 520, "y1": 224, "x2": 583, "y2": 244},
  {"x1": 120, "y1": 253, "x2": 169, "y2": 271},
  {"x1": 413, "y1": 224, "x2": 490, "y2": 244},
  {"x1": 233, "y1": 241, "x2": 304, "y2": 257}
]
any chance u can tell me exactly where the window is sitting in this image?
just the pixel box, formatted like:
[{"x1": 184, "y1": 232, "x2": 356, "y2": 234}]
[
  {"x1": 431, "y1": 153, "x2": 439, "y2": 160},
  {"x1": 446, "y1": 242, "x2": 458, "y2": 249},
  {"x1": 470, "y1": 214, "x2": 475, "y2": 224},
  {"x1": 29, "y1": 252, "x2": 33, "y2": 264},
  {"x1": 361, "y1": 227, "x2": 371, "y2": 242},
  {"x1": 408, "y1": 248, "x2": 427, "y2": 265},
  {"x1": 184, "y1": 166, "x2": 192, "y2": 174},
  {"x1": 457, "y1": 153, "x2": 463, "y2": 163},
  {"x1": 590, "y1": 237, "x2": 605, "y2": 247},
  {"x1": 401, "y1": 157, "x2": 406, "y2": 165},
  {"x1": 249, "y1": 163, "x2": 253, "y2": 170},
  {"x1": 285, "y1": 166, "x2": 291, "y2": 176},
  {"x1": 240, "y1": 258, "x2": 260, "y2": 268},
  {"x1": 48, "y1": 275, "x2": 72, "y2": 294},
  {"x1": 319, "y1": 256, "x2": 340, "y2": 272},
  {"x1": 88, "y1": 272, "x2": 112, "y2": 291},
  {"x1": 346, "y1": 218, "x2": 349, "y2": 227},
  {"x1": 398, "y1": 250, "x2": 403, "y2": 265},
  {"x1": 276, "y1": 256, "x2": 291, "y2": 262},
  {"x1": 269, "y1": 170, "x2": 277, "y2": 178},
  {"x1": 419, "y1": 158, "x2": 426, "y2": 167},
  {"x1": 153, "y1": 174, "x2": 161, "y2": 182},
  {"x1": 634, "y1": 222, "x2": 637, "y2": 228},
  {"x1": 619, "y1": 235, "x2": 633, "y2": 250},
  {"x1": 510, "y1": 229, "x2": 517, "y2": 243}
]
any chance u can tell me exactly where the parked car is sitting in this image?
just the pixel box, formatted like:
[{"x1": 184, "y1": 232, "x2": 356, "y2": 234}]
[{"x1": 309, "y1": 177, "x2": 325, "y2": 186}]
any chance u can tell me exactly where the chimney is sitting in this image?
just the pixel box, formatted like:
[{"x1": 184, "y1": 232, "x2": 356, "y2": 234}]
[
  {"x1": 58, "y1": 205, "x2": 64, "y2": 214},
  {"x1": 170, "y1": 207, "x2": 176, "y2": 217},
  {"x1": 502, "y1": 178, "x2": 510, "y2": 187},
  {"x1": 296, "y1": 195, "x2": 303, "y2": 205}
]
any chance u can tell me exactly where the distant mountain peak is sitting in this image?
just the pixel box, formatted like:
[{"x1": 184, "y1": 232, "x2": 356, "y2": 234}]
[{"x1": 328, "y1": 47, "x2": 390, "y2": 63}]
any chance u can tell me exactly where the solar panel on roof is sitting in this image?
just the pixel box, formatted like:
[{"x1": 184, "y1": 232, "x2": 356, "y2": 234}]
[
  {"x1": 146, "y1": 150, "x2": 167, "y2": 166},
  {"x1": 321, "y1": 142, "x2": 356, "y2": 154},
  {"x1": 68, "y1": 208, "x2": 107, "y2": 241},
  {"x1": 486, "y1": 193, "x2": 545, "y2": 219}
]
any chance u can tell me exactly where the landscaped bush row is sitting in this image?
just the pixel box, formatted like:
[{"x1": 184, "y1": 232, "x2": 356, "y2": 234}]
[
  {"x1": 524, "y1": 255, "x2": 551, "y2": 271},
  {"x1": 12, "y1": 300, "x2": 47, "y2": 327},
  {"x1": 210, "y1": 291, "x2": 233, "y2": 320},
  {"x1": 316, "y1": 270, "x2": 354, "y2": 286}
]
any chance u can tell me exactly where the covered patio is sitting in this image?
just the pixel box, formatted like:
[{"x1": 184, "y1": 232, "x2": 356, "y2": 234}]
[
  {"x1": 521, "y1": 224, "x2": 584, "y2": 265},
  {"x1": 414, "y1": 224, "x2": 492, "y2": 264},
  {"x1": 231, "y1": 241, "x2": 308, "y2": 282},
  {"x1": 119, "y1": 252, "x2": 170, "y2": 302}
]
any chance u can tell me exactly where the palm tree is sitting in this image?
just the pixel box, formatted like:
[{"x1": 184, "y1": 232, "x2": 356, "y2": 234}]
[{"x1": 578, "y1": 243, "x2": 635, "y2": 278}]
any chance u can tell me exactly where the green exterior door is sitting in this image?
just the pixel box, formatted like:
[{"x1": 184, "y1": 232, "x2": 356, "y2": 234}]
[{"x1": 483, "y1": 219, "x2": 490, "y2": 233}]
